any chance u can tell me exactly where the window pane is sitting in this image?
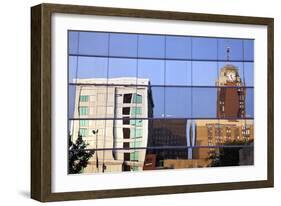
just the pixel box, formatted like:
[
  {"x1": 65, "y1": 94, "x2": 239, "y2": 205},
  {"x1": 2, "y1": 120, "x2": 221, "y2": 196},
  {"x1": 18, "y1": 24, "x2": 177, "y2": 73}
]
[
  {"x1": 79, "y1": 128, "x2": 88, "y2": 137},
  {"x1": 218, "y1": 38, "x2": 243, "y2": 61},
  {"x1": 130, "y1": 119, "x2": 143, "y2": 126},
  {"x1": 165, "y1": 87, "x2": 191, "y2": 118},
  {"x1": 79, "y1": 95, "x2": 89, "y2": 102},
  {"x1": 166, "y1": 36, "x2": 191, "y2": 59},
  {"x1": 130, "y1": 141, "x2": 143, "y2": 148},
  {"x1": 131, "y1": 128, "x2": 143, "y2": 138},
  {"x1": 138, "y1": 59, "x2": 165, "y2": 85},
  {"x1": 123, "y1": 142, "x2": 130, "y2": 149},
  {"x1": 68, "y1": 56, "x2": 78, "y2": 83},
  {"x1": 68, "y1": 31, "x2": 79, "y2": 54},
  {"x1": 123, "y1": 118, "x2": 130, "y2": 125},
  {"x1": 138, "y1": 35, "x2": 165, "y2": 58},
  {"x1": 245, "y1": 88, "x2": 254, "y2": 118},
  {"x1": 192, "y1": 61, "x2": 218, "y2": 86},
  {"x1": 192, "y1": 37, "x2": 217, "y2": 60},
  {"x1": 148, "y1": 119, "x2": 188, "y2": 147},
  {"x1": 122, "y1": 107, "x2": 130, "y2": 115},
  {"x1": 150, "y1": 87, "x2": 165, "y2": 118},
  {"x1": 131, "y1": 107, "x2": 142, "y2": 115},
  {"x1": 79, "y1": 120, "x2": 89, "y2": 126},
  {"x1": 78, "y1": 32, "x2": 109, "y2": 56},
  {"x1": 109, "y1": 33, "x2": 138, "y2": 57},
  {"x1": 108, "y1": 58, "x2": 137, "y2": 81},
  {"x1": 165, "y1": 60, "x2": 191, "y2": 86},
  {"x1": 192, "y1": 87, "x2": 217, "y2": 118},
  {"x1": 135, "y1": 87, "x2": 153, "y2": 118},
  {"x1": 69, "y1": 56, "x2": 108, "y2": 83},
  {"x1": 243, "y1": 40, "x2": 254, "y2": 61},
  {"x1": 130, "y1": 151, "x2": 139, "y2": 161},
  {"x1": 243, "y1": 63, "x2": 254, "y2": 87},
  {"x1": 79, "y1": 106, "x2": 89, "y2": 116},
  {"x1": 132, "y1": 94, "x2": 142, "y2": 103},
  {"x1": 123, "y1": 128, "x2": 130, "y2": 139},
  {"x1": 123, "y1": 93, "x2": 132, "y2": 103},
  {"x1": 68, "y1": 85, "x2": 76, "y2": 119}
]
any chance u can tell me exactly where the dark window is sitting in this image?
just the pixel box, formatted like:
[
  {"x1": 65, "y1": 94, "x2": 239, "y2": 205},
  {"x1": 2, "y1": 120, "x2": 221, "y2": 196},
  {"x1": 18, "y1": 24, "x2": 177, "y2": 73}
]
[
  {"x1": 123, "y1": 164, "x2": 131, "y2": 171},
  {"x1": 123, "y1": 94, "x2": 132, "y2": 103},
  {"x1": 124, "y1": 153, "x2": 130, "y2": 161},
  {"x1": 123, "y1": 142, "x2": 130, "y2": 149},
  {"x1": 123, "y1": 118, "x2": 130, "y2": 125},
  {"x1": 122, "y1": 107, "x2": 130, "y2": 115},
  {"x1": 123, "y1": 128, "x2": 130, "y2": 139}
]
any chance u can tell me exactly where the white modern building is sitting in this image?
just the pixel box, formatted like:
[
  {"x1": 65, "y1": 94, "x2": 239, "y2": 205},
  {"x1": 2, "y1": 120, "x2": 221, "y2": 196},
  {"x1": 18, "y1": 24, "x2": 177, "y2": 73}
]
[{"x1": 70, "y1": 77, "x2": 153, "y2": 173}]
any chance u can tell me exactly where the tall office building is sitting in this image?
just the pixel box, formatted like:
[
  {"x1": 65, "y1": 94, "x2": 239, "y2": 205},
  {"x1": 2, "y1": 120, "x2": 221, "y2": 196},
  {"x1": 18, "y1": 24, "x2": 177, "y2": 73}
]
[{"x1": 70, "y1": 77, "x2": 153, "y2": 173}]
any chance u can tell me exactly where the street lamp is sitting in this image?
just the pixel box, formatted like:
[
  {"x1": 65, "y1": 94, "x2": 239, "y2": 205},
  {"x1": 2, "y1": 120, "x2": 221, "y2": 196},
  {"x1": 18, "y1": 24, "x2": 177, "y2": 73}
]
[{"x1": 92, "y1": 129, "x2": 99, "y2": 171}]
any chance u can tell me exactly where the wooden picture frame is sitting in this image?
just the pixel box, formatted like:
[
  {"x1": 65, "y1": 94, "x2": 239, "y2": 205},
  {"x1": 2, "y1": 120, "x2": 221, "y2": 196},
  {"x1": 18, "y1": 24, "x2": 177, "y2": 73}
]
[{"x1": 31, "y1": 3, "x2": 274, "y2": 202}]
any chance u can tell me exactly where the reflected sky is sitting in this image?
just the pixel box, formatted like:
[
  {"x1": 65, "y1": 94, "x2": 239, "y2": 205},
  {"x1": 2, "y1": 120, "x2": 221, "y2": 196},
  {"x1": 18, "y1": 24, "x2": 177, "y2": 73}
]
[{"x1": 68, "y1": 31, "x2": 254, "y2": 119}]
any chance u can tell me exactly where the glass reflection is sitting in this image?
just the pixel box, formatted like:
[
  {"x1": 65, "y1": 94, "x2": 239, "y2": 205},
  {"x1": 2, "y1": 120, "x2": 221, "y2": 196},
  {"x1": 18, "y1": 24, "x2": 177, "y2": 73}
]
[
  {"x1": 68, "y1": 30, "x2": 255, "y2": 174},
  {"x1": 165, "y1": 60, "x2": 191, "y2": 86},
  {"x1": 165, "y1": 87, "x2": 191, "y2": 118},
  {"x1": 150, "y1": 87, "x2": 164, "y2": 118},
  {"x1": 244, "y1": 63, "x2": 254, "y2": 87},
  {"x1": 108, "y1": 58, "x2": 137, "y2": 80},
  {"x1": 109, "y1": 33, "x2": 138, "y2": 57},
  {"x1": 69, "y1": 56, "x2": 108, "y2": 83},
  {"x1": 192, "y1": 87, "x2": 217, "y2": 118},
  {"x1": 245, "y1": 88, "x2": 254, "y2": 118},
  {"x1": 137, "y1": 59, "x2": 165, "y2": 85},
  {"x1": 138, "y1": 34, "x2": 165, "y2": 58},
  {"x1": 69, "y1": 118, "x2": 254, "y2": 173},
  {"x1": 243, "y1": 40, "x2": 254, "y2": 61},
  {"x1": 78, "y1": 32, "x2": 109, "y2": 56},
  {"x1": 192, "y1": 37, "x2": 217, "y2": 60},
  {"x1": 218, "y1": 38, "x2": 243, "y2": 61},
  {"x1": 192, "y1": 61, "x2": 218, "y2": 86},
  {"x1": 68, "y1": 31, "x2": 79, "y2": 54},
  {"x1": 166, "y1": 36, "x2": 191, "y2": 59},
  {"x1": 217, "y1": 61, "x2": 243, "y2": 86}
]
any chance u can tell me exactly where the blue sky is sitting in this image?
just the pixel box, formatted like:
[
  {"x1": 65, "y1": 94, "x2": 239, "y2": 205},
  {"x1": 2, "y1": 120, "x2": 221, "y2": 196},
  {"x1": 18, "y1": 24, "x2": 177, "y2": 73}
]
[{"x1": 68, "y1": 31, "x2": 254, "y2": 119}]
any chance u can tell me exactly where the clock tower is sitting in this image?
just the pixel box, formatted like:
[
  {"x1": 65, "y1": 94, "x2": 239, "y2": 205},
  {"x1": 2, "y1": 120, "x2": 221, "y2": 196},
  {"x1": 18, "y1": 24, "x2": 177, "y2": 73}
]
[{"x1": 216, "y1": 49, "x2": 246, "y2": 118}]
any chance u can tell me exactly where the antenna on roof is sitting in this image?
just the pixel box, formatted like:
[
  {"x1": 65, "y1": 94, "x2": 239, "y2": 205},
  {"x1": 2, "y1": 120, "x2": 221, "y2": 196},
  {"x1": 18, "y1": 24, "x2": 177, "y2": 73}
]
[{"x1": 226, "y1": 46, "x2": 231, "y2": 61}]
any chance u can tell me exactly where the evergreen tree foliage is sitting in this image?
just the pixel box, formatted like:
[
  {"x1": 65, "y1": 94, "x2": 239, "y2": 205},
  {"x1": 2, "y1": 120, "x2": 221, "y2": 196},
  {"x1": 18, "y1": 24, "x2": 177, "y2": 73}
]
[{"x1": 68, "y1": 135, "x2": 94, "y2": 174}]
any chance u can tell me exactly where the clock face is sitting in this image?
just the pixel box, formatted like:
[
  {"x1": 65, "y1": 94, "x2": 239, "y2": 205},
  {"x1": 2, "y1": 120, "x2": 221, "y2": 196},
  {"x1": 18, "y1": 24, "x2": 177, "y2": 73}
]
[{"x1": 226, "y1": 72, "x2": 236, "y2": 82}]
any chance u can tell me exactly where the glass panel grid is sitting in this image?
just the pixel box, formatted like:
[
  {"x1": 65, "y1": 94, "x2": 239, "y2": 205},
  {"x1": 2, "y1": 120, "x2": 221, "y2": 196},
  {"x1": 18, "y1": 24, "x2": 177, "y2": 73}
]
[{"x1": 68, "y1": 30, "x2": 254, "y2": 174}]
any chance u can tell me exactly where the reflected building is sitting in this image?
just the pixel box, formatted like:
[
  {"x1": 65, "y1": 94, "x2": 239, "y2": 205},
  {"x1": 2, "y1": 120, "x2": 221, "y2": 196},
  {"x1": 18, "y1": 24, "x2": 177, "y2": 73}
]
[
  {"x1": 216, "y1": 64, "x2": 246, "y2": 118},
  {"x1": 192, "y1": 119, "x2": 254, "y2": 162},
  {"x1": 143, "y1": 120, "x2": 188, "y2": 170},
  {"x1": 163, "y1": 62, "x2": 254, "y2": 169},
  {"x1": 190, "y1": 62, "x2": 254, "y2": 167},
  {"x1": 70, "y1": 77, "x2": 153, "y2": 173}
]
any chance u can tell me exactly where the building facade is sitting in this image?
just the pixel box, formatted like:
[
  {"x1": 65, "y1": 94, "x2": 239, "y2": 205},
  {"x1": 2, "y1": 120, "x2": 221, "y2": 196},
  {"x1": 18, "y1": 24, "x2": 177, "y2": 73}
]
[
  {"x1": 190, "y1": 63, "x2": 254, "y2": 166},
  {"x1": 143, "y1": 119, "x2": 188, "y2": 170},
  {"x1": 70, "y1": 77, "x2": 153, "y2": 173},
  {"x1": 216, "y1": 64, "x2": 246, "y2": 118}
]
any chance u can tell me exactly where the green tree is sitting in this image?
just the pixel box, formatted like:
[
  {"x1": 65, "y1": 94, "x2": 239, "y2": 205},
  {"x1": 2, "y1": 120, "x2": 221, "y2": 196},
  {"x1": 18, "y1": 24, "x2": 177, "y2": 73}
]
[{"x1": 68, "y1": 135, "x2": 94, "y2": 174}]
